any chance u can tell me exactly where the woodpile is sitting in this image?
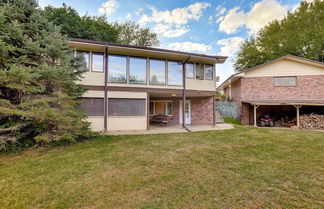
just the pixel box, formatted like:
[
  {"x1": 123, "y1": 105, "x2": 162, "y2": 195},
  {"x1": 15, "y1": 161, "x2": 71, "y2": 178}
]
[
  {"x1": 300, "y1": 113, "x2": 324, "y2": 130},
  {"x1": 274, "y1": 113, "x2": 324, "y2": 130},
  {"x1": 274, "y1": 116, "x2": 296, "y2": 127}
]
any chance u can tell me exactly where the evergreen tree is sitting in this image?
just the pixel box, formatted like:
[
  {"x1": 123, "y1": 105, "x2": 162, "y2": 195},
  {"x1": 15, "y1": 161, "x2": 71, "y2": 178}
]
[
  {"x1": 234, "y1": 0, "x2": 324, "y2": 72},
  {"x1": 0, "y1": 0, "x2": 93, "y2": 151}
]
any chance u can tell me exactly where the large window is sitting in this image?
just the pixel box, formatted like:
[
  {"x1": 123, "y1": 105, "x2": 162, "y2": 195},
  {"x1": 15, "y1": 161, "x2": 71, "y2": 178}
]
[
  {"x1": 108, "y1": 55, "x2": 127, "y2": 83},
  {"x1": 274, "y1": 76, "x2": 297, "y2": 86},
  {"x1": 168, "y1": 61, "x2": 183, "y2": 86},
  {"x1": 195, "y1": 63, "x2": 204, "y2": 80},
  {"x1": 150, "y1": 101, "x2": 173, "y2": 116},
  {"x1": 129, "y1": 57, "x2": 147, "y2": 84},
  {"x1": 205, "y1": 64, "x2": 213, "y2": 80},
  {"x1": 92, "y1": 52, "x2": 104, "y2": 72},
  {"x1": 186, "y1": 63, "x2": 194, "y2": 78},
  {"x1": 150, "y1": 59, "x2": 165, "y2": 85},
  {"x1": 76, "y1": 51, "x2": 90, "y2": 71},
  {"x1": 80, "y1": 98, "x2": 104, "y2": 116},
  {"x1": 108, "y1": 98, "x2": 146, "y2": 116}
]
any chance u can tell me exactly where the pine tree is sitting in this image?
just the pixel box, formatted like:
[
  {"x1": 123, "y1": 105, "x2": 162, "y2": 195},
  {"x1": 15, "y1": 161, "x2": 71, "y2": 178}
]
[{"x1": 0, "y1": 0, "x2": 94, "y2": 151}]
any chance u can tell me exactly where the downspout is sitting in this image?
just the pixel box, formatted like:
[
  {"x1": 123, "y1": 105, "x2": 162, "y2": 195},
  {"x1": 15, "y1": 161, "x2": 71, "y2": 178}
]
[
  {"x1": 182, "y1": 56, "x2": 191, "y2": 132},
  {"x1": 104, "y1": 44, "x2": 108, "y2": 131}
]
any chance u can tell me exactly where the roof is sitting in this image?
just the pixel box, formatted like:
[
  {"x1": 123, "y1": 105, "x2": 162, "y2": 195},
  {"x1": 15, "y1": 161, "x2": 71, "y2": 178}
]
[
  {"x1": 242, "y1": 99, "x2": 324, "y2": 106},
  {"x1": 216, "y1": 55, "x2": 324, "y2": 91},
  {"x1": 68, "y1": 38, "x2": 227, "y2": 63}
]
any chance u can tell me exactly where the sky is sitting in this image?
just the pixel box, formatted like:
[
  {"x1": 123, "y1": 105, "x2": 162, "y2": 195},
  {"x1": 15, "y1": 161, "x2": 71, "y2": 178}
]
[{"x1": 38, "y1": 0, "x2": 305, "y2": 83}]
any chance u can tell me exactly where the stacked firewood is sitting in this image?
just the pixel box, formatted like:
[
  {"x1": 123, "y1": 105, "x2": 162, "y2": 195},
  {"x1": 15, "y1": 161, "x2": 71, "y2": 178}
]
[
  {"x1": 299, "y1": 113, "x2": 324, "y2": 130},
  {"x1": 274, "y1": 113, "x2": 324, "y2": 130},
  {"x1": 274, "y1": 116, "x2": 296, "y2": 127}
]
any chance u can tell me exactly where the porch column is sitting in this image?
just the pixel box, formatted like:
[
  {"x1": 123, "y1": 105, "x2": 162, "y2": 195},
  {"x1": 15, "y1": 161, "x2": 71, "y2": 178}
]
[
  {"x1": 182, "y1": 56, "x2": 191, "y2": 127},
  {"x1": 147, "y1": 93, "x2": 150, "y2": 130},
  {"x1": 253, "y1": 104, "x2": 259, "y2": 127},
  {"x1": 213, "y1": 96, "x2": 216, "y2": 126},
  {"x1": 294, "y1": 105, "x2": 302, "y2": 128},
  {"x1": 104, "y1": 45, "x2": 108, "y2": 132}
]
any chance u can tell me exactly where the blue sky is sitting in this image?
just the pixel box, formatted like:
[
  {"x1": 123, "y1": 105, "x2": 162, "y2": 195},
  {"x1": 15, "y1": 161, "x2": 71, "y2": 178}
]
[{"x1": 38, "y1": 0, "x2": 305, "y2": 83}]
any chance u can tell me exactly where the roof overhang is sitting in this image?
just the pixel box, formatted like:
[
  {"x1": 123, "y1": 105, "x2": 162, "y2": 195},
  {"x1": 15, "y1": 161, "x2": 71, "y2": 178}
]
[
  {"x1": 243, "y1": 100, "x2": 324, "y2": 106},
  {"x1": 68, "y1": 38, "x2": 227, "y2": 64},
  {"x1": 216, "y1": 72, "x2": 244, "y2": 91}
]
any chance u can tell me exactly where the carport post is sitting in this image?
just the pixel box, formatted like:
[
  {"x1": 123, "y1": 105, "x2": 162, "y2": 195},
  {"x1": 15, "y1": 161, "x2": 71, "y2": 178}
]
[
  {"x1": 294, "y1": 105, "x2": 302, "y2": 128},
  {"x1": 253, "y1": 104, "x2": 259, "y2": 127}
]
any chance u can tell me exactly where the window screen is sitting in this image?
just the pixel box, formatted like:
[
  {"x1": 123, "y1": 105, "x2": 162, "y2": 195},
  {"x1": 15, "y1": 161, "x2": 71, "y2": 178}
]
[
  {"x1": 273, "y1": 77, "x2": 297, "y2": 86},
  {"x1": 76, "y1": 51, "x2": 90, "y2": 72},
  {"x1": 80, "y1": 98, "x2": 104, "y2": 116},
  {"x1": 205, "y1": 64, "x2": 213, "y2": 80},
  {"x1": 108, "y1": 98, "x2": 146, "y2": 116},
  {"x1": 195, "y1": 63, "x2": 204, "y2": 80}
]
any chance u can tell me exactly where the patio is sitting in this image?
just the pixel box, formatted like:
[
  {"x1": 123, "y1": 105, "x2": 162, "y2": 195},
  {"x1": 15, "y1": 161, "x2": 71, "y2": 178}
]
[{"x1": 106, "y1": 123, "x2": 234, "y2": 135}]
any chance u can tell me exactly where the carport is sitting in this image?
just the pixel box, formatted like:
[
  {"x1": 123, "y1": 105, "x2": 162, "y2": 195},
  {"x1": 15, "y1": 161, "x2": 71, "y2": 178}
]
[{"x1": 242, "y1": 100, "x2": 324, "y2": 128}]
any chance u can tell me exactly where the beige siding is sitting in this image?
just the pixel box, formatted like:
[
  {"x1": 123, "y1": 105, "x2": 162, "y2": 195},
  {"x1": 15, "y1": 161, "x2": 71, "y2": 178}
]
[
  {"x1": 186, "y1": 79, "x2": 215, "y2": 91},
  {"x1": 86, "y1": 117, "x2": 104, "y2": 131},
  {"x1": 107, "y1": 117, "x2": 147, "y2": 131},
  {"x1": 245, "y1": 60, "x2": 324, "y2": 77},
  {"x1": 83, "y1": 90, "x2": 104, "y2": 98},
  {"x1": 77, "y1": 72, "x2": 105, "y2": 86},
  {"x1": 108, "y1": 91, "x2": 148, "y2": 131}
]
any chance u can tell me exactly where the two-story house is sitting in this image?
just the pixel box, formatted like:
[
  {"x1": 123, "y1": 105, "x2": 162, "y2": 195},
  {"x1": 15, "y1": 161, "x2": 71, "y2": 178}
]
[
  {"x1": 68, "y1": 38, "x2": 227, "y2": 131},
  {"x1": 217, "y1": 55, "x2": 324, "y2": 127}
]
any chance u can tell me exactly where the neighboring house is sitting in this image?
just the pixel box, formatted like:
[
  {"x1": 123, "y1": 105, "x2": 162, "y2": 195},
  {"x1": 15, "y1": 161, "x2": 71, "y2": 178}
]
[
  {"x1": 68, "y1": 38, "x2": 227, "y2": 131},
  {"x1": 217, "y1": 55, "x2": 324, "y2": 127}
]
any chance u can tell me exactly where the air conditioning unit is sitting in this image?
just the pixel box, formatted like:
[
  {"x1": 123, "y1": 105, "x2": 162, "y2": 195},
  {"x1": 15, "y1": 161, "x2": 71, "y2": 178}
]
[{"x1": 215, "y1": 76, "x2": 220, "y2": 82}]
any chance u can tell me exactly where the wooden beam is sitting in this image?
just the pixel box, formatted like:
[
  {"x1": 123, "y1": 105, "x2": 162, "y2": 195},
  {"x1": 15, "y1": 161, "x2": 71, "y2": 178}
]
[
  {"x1": 294, "y1": 105, "x2": 302, "y2": 128},
  {"x1": 253, "y1": 104, "x2": 259, "y2": 127}
]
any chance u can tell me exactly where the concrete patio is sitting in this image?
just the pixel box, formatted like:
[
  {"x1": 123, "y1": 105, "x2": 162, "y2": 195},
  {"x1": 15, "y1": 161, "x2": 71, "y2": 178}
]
[{"x1": 106, "y1": 123, "x2": 234, "y2": 135}]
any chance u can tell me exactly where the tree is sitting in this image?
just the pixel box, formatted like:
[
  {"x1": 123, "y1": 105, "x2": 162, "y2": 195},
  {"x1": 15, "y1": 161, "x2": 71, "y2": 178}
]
[
  {"x1": 44, "y1": 5, "x2": 160, "y2": 47},
  {"x1": 0, "y1": 0, "x2": 93, "y2": 151},
  {"x1": 113, "y1": 21, "x2": 160, "y2": 47},
  {"x1": 234, "y1": 0, "x2": 324, "y2": 72},
  {"x1": 44, "y1": 4, "x2": 119, "y2": 43}
]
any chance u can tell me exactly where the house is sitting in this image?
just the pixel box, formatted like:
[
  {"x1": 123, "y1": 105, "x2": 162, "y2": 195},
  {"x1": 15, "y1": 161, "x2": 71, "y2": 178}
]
[
  {"x1": 68, "y1": 38, "x2": 227, "y2": 131},
  {"x1": 217, "y1": 55, "x2": 324, "y2": 127}
]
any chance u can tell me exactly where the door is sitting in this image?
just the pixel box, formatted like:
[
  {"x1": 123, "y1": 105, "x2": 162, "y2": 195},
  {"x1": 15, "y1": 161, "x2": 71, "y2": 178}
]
[{"x1": 179, "y1": 100, "x2": 191, "y2": 125}]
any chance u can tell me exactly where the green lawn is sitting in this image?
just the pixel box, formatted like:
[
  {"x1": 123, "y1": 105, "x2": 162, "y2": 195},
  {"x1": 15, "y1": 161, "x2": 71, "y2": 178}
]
[{"x1": 1, "y1": 127, "x2": 323, "y2": 209}]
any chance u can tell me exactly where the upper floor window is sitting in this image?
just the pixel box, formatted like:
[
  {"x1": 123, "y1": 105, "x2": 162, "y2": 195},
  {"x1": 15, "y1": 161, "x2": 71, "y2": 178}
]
[
  {"x1": 186, "y1": 63, "x2": 194, "y2": 79},
  {"x1": 150, "y1": 59, "x2": 165, "y2": 85},
  {"x1": 195, "y1": 63, "x2": 204, "y2": 80},
  {"x1": 92, "y1": 52, "x2": 104, "y2": 72},
  {"x1": 168, "y1": 61, "x2": 183, "y2": 86},
  {"x1": 108, "y1": 55, "x2": 127, "y2": 83},
  {"x1": 129, "y1": 57, "x2": 147, "y2": 84},
  {"x1": 76, "y1": 50, "x2": 89, "y2": 72},
  {"x1": 205, "y1": 64, "x2": 213, "y2": 80},
  {"x1": 273, "y1": 76, "x2": 297, "y2": 86}
]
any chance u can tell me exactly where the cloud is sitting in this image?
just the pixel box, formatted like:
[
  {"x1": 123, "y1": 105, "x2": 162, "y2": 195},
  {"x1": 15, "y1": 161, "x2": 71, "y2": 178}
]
[
  {"x1": 139, "y1": 2, "x2": 210, "y2": 37},
  {"x1": 98, "y1": 0, "x2": 119, "y2": 16},
  {"x1": 154, "y1": 24, "x2": 190, "y2": 38},
  {"x1": 168, "y1": 42, "x2": 212, "y2": 53},
  {"x1": 209, "y1": 5, "x2": 226, "y2": 23},
  {"x1": 217, "y1": 37, "x2": 245, "y2": 56},
  {"x1": 218, "y1": 0, "x2": 288, "y2": 34}
]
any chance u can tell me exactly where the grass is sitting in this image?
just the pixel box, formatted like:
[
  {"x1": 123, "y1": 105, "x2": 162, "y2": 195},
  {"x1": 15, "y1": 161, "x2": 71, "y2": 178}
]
[
  {"x1": 223, "y1": 117, "x2": 241, "y2": 125},
  {"x1": 0, "y1": 126, "x2": 323, "y2": 209}
]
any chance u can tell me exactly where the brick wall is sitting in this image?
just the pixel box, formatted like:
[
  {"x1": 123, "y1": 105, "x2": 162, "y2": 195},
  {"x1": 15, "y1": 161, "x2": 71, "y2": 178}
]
[
  {"x1": 191, "y1": 96, "x2": 214, "y2": 125},
  {"x1": 230, "y1": 78, "x2": 242, "y2": 106},
  {"x1": 241, "y1": 75, "x2": 324, "y2": 100},
  {"x1": 150, "y1": 97, "x2": 214, "y2": 126}
]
